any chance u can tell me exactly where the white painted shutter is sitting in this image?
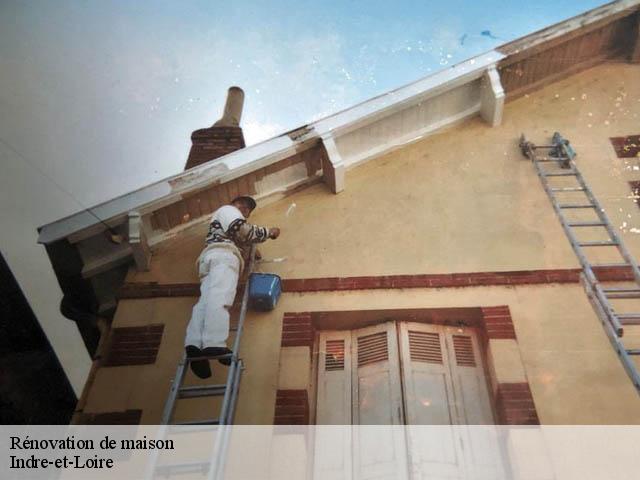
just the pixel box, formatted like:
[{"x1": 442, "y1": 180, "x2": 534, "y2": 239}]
[
  {"x1": 398, "y1": 322, "x2": 457, "y2": 425},
  {"x1": 351, "y1": 322, "x2": 403, "y2": 425},
  {"x1": 398, "y1": 322, "x2": 464, "y2": 479},
  {"x1": 315, "y1": 331, "x2": 353, "y2": 480},
  {"x1": 444, "y1": 326, "x2": 505, "y2": 479},
  {"x1": 317, "y1": 330, "x2": 352, "y2": 424},
  {"x1": 443, "y1": 327, "x2": 493, "y2": 424},
  {"x1": 352, "y1": 322, "x2": 408, "y2": 480}
]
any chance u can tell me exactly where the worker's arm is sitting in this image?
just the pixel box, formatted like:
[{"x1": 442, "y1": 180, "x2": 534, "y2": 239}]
[{"x1": 229, "y1": 219, "x2": 280, "y2": 244}]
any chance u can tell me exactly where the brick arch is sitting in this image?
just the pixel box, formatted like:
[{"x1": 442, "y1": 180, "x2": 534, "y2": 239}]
[{"x1": 276, "y1": 306, "x2": 539, "y2": 425}]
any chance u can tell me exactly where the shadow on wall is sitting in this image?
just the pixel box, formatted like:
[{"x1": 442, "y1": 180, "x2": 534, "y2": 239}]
[{"x1": 0, "y1": 253, "x2": 76, "y2": 424}]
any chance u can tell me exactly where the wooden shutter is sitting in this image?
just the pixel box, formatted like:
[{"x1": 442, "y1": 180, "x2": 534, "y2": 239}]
[
  {"x1": 443, "y1": 326, "x2": 504, "y2": 479},
  {"x1": 315, "y1": 331, "x2": 352, "y2": 480},
  {"x1": 398, "y1": 322, "x2": 457, "y2": 425},
  {"x1": 398, "y1": 322, "x2": 464, "y2": 479},
  {"x1": 352, "y1": 322, "x2": 407, "y2": 480},
  {"x1": 351, "y1": 322, "x2": 403, "y2": 425},
  {"x1": 317, "y1": 331, "x2": 352, "y2": 424},
  {"x1": 443, "y1": 326, "x2": 493, "y2": 425}
]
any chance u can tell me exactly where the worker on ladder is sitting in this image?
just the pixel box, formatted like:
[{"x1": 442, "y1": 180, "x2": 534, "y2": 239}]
[{"x1": 185, "y1": 196, "x2": 280, "y2": 378}]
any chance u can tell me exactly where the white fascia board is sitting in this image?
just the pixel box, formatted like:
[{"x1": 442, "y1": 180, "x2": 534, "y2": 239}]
[
  {"x1": 38, "y1": 50, "x2": 505, "y2": 245},
  {"x1": 37, "y1": 134, "x2": 307, "y2": 244},
  {"x1": 36, "y1": 0, "x2": 640, "y2": 245},
  {"x1": 313, "y1": 50, "x2": 504, "y2": 138},
  {"x1": 499, "y1": 0, "x2": 640, "y2": 57}
]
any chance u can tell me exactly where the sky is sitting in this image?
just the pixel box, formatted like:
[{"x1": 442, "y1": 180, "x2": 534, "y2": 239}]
[{"x1": 0, "y1": 0, "x2": 604, "y2": 393}]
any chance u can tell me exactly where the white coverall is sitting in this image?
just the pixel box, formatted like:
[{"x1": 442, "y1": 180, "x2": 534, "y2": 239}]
[{"x1": 184, "y1": 205, "x2": 269, "y2": 350}]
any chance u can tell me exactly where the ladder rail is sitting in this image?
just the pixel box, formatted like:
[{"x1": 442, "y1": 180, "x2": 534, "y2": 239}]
[
  {"x1": 219, "y1": 245, "x2": 256, "y2": 426},
  {"x1": 568, "y1": 157, "x2": 640, "y2": 288},
  {"x1": 209, "y1": 361, "x2": 243, "y2": 480},
  {"x1": 149, "y1": 245, "x2": 257, "y2": 479},
  {"x1": 161, "y1": 359, "x2": 188, "y2": 425},
  {"x1": 525, "y1": 142, "x2": 624, "y2": 336},
  {"x1": 522, "y1": 134, "x2": 640, "y2": 393},
  {"x1": 581, "y1": 274, "x2": 640, "y2": 390}
]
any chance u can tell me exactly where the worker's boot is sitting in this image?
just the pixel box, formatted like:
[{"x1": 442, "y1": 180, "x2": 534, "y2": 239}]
[
  {"x1": 202, "y1": 346, "x2": 233, "y2": 366},
  {"x1": 186, "y1": 345, "x2": 212, "y2": 379}
]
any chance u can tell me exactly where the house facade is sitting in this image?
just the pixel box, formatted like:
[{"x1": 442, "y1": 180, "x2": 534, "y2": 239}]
[{"x1": 39, "y1": 1, "x2": 640, "y2": 427}]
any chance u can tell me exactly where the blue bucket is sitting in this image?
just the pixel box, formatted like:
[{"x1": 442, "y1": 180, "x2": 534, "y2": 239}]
[{"x1": 248, "y1": 273, "x2": 282, "y2": 311}]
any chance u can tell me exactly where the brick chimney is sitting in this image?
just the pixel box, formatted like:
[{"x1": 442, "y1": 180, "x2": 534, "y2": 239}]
[{"x1": 184, "y1": 86, "x2": 246, "y2": 170}]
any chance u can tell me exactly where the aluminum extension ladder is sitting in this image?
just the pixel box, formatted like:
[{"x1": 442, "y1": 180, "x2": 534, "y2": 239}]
[
  {"x1": 146, "y1": 245, "x2": 257, "y2": 479},
  {"x1": 520, "y1": 132, "x2": 640, "y2": 393}
]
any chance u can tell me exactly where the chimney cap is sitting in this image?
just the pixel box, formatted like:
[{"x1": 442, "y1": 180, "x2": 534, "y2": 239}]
[{"x1": 213, "y1": 86, "x2": 245, "y2": 127}]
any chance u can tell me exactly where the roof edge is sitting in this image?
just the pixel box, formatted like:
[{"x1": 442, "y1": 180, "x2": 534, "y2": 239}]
[
  {"x1": 37, "y1": 51, "x2": 502, "y2": 244},
  {"x1": 37, "y1": 0, "x2": 640, "y2": 245}
]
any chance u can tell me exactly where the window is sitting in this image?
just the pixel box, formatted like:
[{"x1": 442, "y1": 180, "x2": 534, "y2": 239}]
[
  {"x1": 316, "y1": 321, "x2": 493, "y2": 425},
  {"x1": 314, "y1": 321, "x2": 505, "y2": 479}
]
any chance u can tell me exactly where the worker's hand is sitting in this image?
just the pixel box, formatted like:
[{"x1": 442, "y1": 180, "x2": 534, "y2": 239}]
[
  {"x1": 254, "y1": 249, "x2": 262, "y2": 260},
  {"x1": 268, "y1": 227, "x2": 281, "y2": 239}
]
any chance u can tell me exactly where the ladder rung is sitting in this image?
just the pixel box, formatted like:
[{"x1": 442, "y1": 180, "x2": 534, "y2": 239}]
[
  {"x1": 186, "y1": 353, "x2": 233, "y2": 362},
  {"x1": 592, "y1": 263, "x2": 631, "y2": 268},
  {"x1": 174, "y1": 419, "x2": 220, "y2": 426},
  {"x1": 578, "y1": 241, "x2": 619, "y2": 247},
  {"x1": 550, "y1": 187, "x2": 585, "y2": 192},
  {"x1": 604, "y1": 287, "x2": 640, "y2": 293},
  {"x1": 606, "y1": 293, "x2": 640, "y2": 299},
  {"x1": 568, "y1": 221, "x2": 607, "y2": 227},
  {"x1": 155, "y1": 461, "x2": 210, "y2": 475},
  {"x1": 627, "y1": 349, "x2": 640, "y2": 356},
  {"x1": 544, "y1": 171, "x2": 577, "y2": 177},
  {"x1": 537, "y1": 157, "x2": 566, "y2": 162},
  {"x1": 166, "y1": 424, "x2": 216, "y2": 434},
  {"x1": 616, "y1": 313, "x2": 640, "y2": 325},
  {"x1": 178, "y1": 384, "x2": 227, "y2": 399},
  {"x1": 604, "y1": 286, "x2": 640, "y2": 299},
  {"x1": 558, "y1": 203, "x2": 595, "y2": 209}
]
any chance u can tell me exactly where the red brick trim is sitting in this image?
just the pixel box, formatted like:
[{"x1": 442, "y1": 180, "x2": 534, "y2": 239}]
[
  {"x1": 118, "y1": 266, "x2": 635, "y2": 299},
  {"x1": 281, "y1": 312, "x2": 314, "y2": 348},
  {"x1": 282, "y1": 267, "x2": 632, "y2": 291},
  {"x1": 76, "y1": 409, "x2": 142, "y2": 425},
  {"x1": 274, "y1": 390, "x2": 309, "y2": 425},
  {"x1": 118, "y1": 282, "x2": 199, "y2": 298},
  {"x1": 285, "y1": 305, "x2": 539, "y2": 425},
  {"x1": 610, "y1": 135, "x2": 640, "y2": 158},
  {"x1": 495, "y1": 383, "x2": 540, "y2": 425},
  {"x1": 481, "y1": 306, "x2": 517, "y2": 340},
  {"x1": 103, "y1": 324, "x2": 164, "y2": 367}
]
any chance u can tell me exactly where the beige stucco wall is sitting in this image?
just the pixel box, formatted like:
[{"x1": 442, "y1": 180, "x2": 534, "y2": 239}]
[
  {"x1": 83, "y1": 62, "x2": 640, "y2": 424},
  {"x1": 85, "y1": 283, "x2": 640, "y2": 424},
  {"x1": 129, "y1": 63, "x2": 640, "y2": 283}
]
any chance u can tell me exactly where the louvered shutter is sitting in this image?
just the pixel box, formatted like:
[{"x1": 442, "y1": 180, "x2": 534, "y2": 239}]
[
  {"x1": 351, "y1": 322, "x2": 407, "y2": 480},
  {"x1": 443, "y1": 326, "x2": 504, "y2": 479},
  {"x1": 443, "y1": 326, "x2": 493, "y2": 425},
  {"x1": 398, "y1": 322, "x2": 464, "y2": 479},
  {"x1": 315, "y1": 331, "x2": 353, "y2": 480},
  {"x1": 351, "y1": 322, "x2": 403, "y2": 425},
  {"x1": 317, "y1": 331, "x2": 352, "y2": 424},
  {"x1": 398, "y1": 322, "x2": 457, "y2": 425}
]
